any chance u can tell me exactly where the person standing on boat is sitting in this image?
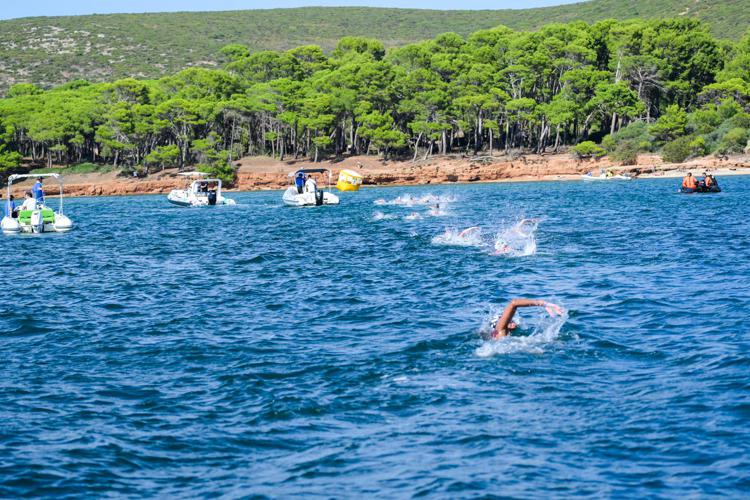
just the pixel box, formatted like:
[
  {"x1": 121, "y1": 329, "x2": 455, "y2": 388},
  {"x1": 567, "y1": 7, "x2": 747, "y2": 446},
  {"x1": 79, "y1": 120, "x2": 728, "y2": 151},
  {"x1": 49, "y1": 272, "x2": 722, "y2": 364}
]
[
  {"x1": 295, "y1": 172, "x2": 306, "y2": 194},
  {"x1": 32, "y1": 177, "x2": 45, "y2": 206},
  {"x1": 305, "y1": 175, "x2": 318, "y2": 195},
  {"x1": 3, "y1": 194, "x2": 16, "y2": 218},
  {"x1": 491, "y1": 299, "x2": 563, "y2": 339}
]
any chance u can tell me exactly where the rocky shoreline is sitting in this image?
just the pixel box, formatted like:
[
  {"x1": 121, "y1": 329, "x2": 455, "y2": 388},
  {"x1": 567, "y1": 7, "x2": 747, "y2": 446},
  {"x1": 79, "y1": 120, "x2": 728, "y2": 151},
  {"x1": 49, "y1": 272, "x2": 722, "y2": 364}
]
[{"x1": 7, "y1": 153, "x2": 750, "y2": 198}]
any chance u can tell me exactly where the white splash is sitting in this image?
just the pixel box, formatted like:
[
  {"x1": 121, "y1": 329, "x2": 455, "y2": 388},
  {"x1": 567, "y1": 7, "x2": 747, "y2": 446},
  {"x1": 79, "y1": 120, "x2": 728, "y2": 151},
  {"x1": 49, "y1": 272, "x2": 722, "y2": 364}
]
[
  {"x1": 431, "y1": 226, "x2": 483, "y2": 247},
  {"x1": 373, "y1": 193, "x2": 457, "y2": 207},
  {"x1": 493, "y1": 218, "x2": 540, "y2": 257},
  {"x1": 372, "y1": 211, "x2": 398, "y2": 221},
  {"x1": 476, "y1": 307, "x2": 568, "y2": 357}
]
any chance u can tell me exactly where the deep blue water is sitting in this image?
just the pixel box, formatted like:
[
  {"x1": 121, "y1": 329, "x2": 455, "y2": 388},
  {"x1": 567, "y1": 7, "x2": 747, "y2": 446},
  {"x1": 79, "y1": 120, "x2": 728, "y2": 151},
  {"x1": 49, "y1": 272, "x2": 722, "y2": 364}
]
[{"x1": 2, "y1": 176, "x2": 750, "y2": 497}]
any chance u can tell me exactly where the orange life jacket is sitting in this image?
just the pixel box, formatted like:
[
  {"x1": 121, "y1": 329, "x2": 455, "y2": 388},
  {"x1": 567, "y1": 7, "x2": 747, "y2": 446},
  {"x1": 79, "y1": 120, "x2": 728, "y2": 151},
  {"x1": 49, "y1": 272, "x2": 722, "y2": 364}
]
[
  {"x1": 705, "y1": 176, "x2": 714, "y2": 187},
  {"x1": 683, "y1": 176, "x2": 697, "y2": 189}
]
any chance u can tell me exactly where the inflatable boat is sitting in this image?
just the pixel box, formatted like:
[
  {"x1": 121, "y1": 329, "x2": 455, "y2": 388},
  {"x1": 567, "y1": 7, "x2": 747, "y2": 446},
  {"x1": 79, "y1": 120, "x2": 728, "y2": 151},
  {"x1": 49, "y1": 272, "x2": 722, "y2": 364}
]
[
  {"x1": 283, "y1": 168, "x2": 340, "y2": 207},
  {"x1": 167, "y1": 172, "x2": 235, "y2": 207}
]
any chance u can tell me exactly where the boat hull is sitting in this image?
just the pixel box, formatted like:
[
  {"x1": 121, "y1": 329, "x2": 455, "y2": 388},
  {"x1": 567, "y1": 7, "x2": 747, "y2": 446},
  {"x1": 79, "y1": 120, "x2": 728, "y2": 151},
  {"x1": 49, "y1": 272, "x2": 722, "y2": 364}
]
[
  {"x1": 282, "y1": 187, "x2": 340, "y2": 207},
  {"x1": 167, "y1": 189, "x2": 236, "y2": 207},
  {"x1": 2, "y1": 212, "x2": 73, "y2": 235}
]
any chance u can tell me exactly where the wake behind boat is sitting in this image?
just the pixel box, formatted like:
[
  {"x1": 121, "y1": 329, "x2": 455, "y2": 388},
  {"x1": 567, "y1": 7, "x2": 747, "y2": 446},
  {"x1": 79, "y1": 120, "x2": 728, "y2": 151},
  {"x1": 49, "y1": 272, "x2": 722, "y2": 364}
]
[
  {"x1": 2, "y1": 173, "x2": 73, "y2": 235},
  {"x1": 283, "y1": 168, "x2": 340, "y2": 207},
  {"x1": 167, "y1": 172, "x2": 236, "y2": 207}
]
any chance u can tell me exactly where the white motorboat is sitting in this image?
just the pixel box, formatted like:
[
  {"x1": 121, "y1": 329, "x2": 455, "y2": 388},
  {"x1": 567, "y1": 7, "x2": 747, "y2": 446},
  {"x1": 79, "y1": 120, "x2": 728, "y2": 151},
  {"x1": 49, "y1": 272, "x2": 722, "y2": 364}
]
[
  {"x1": 282, "y1": 168, "x2": 340, "y2": 207},
  {"x1": 1, "y1": 173, "x2": 74, "y2": 235},
  {"x1": 582, "y1": 170, "x2": 632, "y2": 181},
  {"x1": 167, "y1": 172, "x2": 236, "y2": 207}
]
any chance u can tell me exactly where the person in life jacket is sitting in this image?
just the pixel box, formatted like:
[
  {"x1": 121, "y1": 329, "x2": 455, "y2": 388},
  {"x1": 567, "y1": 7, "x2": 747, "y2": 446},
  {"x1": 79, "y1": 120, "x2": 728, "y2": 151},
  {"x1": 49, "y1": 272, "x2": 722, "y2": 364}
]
[
  {"x1": 491, "y1": 299, "x2": 563, "y2": 339},
  {"x1": 32, "y1": 177, "x2": 45, "y2": 205},
  {"x1": 682, "y1": 172, "x2": 698, "y2": 191},
  {"x1": 295, "y1": 172, "x2": 306, "y2": 194},
  {"x1": 703, "y1": 172, "x2": 718, "y2": 190}
]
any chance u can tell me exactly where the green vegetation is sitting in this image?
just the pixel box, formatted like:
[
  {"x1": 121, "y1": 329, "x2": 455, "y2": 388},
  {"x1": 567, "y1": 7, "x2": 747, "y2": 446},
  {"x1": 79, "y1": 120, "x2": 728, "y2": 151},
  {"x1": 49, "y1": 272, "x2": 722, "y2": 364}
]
[
  {"x1": 1, "y1": 17, "x2": 749, "y2": 182},
  {"x1": 30, "y1": 162, "x2": 116, "y2": 175},
  {"x1": 571, "y1": 141, "x2": 607, "y2": 160},
  {"x1": 0, "y1": 1, "x2": 747, "y2": 92}
]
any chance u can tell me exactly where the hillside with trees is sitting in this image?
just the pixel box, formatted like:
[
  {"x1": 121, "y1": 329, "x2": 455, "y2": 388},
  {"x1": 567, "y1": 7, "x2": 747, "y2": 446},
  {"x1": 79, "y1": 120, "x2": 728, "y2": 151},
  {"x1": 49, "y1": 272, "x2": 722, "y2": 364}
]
[
  {"x1": 1, "y1": 18, "x2": 749, "y2": 183},
  {"x1": 0, "y1": 0, "x2": 748, "y2": 92}
]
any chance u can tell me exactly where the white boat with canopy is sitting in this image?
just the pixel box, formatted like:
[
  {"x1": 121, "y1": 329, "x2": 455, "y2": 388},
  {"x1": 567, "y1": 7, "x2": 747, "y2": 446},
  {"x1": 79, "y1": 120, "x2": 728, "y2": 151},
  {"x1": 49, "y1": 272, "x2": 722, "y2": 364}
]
[
  {"x1": 282, "y1": 168, "x2": 340, "y2": 207},
  {"x1": 2, "y1": 173, "x2": 74, "y2": 235},
  {"x1": 167, "y1": 172, "x2": 236, "y2": 207}
]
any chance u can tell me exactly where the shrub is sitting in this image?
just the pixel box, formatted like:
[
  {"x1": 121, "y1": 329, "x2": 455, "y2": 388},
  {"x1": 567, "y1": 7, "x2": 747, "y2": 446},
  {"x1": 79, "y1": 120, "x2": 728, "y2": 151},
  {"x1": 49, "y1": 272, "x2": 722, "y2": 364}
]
[
  {"x1": 661, "y1": 136, "x2": 695, "y2": 163},
  {"x1": 602, "y1": 122, "x2": 653, "y2": 165},
  {"x1": 571, "y1": 141, "x2": 606, "y2": 160},
  {"x1": 717, "y1": 127, "x2": 749, "y2": 155},
  {"x1": 610, "y1": 140, "x2": 640, "y2": 165}
]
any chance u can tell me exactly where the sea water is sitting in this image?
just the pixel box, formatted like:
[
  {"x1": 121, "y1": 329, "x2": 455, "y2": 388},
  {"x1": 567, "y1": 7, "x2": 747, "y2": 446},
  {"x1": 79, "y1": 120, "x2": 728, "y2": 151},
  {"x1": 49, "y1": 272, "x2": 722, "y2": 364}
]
[{"x1": 1, "y1": 177, "x2": 750, "y2": 496}]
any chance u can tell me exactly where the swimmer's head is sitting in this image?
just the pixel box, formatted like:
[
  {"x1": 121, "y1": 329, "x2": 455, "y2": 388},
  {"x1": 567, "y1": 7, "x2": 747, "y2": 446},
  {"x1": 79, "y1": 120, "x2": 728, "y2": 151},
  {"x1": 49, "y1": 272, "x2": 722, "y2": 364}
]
[{"x1": 507, "y1": 321, "x2": 518, "y2": 331}]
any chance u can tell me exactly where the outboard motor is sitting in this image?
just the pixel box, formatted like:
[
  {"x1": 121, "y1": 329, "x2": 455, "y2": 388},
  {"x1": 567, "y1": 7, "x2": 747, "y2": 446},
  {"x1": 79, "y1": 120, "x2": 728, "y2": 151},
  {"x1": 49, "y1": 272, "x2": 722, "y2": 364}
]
[
  {"x1": 315, "y1": 190, "x2": 324, "y2": 206},
  {"x1": 207, "y1": 190, "x2": 217, "y2": 206},
  {"x1": 30, "y1": 210, "x2": 44, "y2": 233}
]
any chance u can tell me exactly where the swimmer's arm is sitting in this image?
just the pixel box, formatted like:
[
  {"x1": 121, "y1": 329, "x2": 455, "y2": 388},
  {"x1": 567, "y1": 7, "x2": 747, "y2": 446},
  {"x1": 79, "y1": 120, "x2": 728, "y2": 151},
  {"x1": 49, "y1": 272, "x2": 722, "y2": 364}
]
[{"x1": 492, "y1": 299, "x2": 562, "y2": 338}]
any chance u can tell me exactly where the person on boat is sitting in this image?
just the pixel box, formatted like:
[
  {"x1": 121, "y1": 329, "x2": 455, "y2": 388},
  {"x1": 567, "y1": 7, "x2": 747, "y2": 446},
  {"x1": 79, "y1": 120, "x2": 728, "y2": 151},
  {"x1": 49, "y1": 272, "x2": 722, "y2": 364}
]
[
  {"x1": 682, "y1": 172, "x2": 698, "y2": 191},
  {"x1": 32, "y1": 177, "x2": 45, "y2": 205},
  {"x1": 295, "y1": 172, "x2": 306, "y2": 194},
  {"x1": 492, "y1": 299, "x2": 563, "y2": 339},
  {"x1": 3, "y1": 194, "x2": 16, "y2": 218},
  {"x1": 19, "y1": 191, "x2": 36, "y2": 211},
  {"x1": 703, "y1": 172, "x2": 718, "y2": 190},
  {"x1": 304, "y1": 175, "x2": 318, "y2": 195}
]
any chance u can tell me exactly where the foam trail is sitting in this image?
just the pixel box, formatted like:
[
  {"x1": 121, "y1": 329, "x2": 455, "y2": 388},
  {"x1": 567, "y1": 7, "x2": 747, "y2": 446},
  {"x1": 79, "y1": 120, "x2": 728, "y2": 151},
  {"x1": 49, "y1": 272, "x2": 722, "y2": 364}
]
[
  {"x1": 432, "y1": 227, "x2": 483, "y2": 247},
  {"x1": 475, "y1": 308, "x2": 568, "y2": 357},
  {"x1": 372, "y1": 211, "x2": 398, "y2": 221},
  {"x1": 373, "y1": 193, "x2": 457, "y2": 207}
]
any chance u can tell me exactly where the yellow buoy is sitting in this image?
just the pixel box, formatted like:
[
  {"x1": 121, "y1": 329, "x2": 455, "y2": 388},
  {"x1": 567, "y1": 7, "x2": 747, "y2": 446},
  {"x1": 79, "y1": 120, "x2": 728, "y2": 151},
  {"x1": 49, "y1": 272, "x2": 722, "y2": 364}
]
[{"x1": 336, "y1": 169, "x2": 363, "y2": 192}]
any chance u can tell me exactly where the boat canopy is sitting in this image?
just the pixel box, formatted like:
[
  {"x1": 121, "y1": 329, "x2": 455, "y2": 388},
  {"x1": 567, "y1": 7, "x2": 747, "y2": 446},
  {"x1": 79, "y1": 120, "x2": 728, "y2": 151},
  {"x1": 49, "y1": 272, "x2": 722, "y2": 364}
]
[
  {"x1": 8, "y1": 173, "x2": 62, "y2": 182},
  {"x1": 6, "y1": 173, "x2": 65, "y2": 213},
  {"x1": 289, "y1": 168, "x2": 331, "y2": 176},
  {"x1": 191, "y1": 178, "x2": 222, "y2": 185}
]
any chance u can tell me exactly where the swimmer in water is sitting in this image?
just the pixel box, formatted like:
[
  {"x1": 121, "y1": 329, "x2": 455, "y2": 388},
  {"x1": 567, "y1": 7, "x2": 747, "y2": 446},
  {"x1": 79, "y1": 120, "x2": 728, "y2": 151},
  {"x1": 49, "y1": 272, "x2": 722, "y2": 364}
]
[
  {"x1": 494, "y1": 218, "x2": 540, "y2": 255},
  {"x1": 492, "y1": 299, "x2": 563, "y2": 339}
]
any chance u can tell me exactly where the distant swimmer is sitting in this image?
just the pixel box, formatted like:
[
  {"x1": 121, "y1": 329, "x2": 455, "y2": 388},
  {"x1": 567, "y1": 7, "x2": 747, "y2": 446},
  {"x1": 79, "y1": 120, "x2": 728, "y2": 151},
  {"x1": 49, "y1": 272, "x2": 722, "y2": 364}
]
[{"x1": 491, "y1": 299, "x2": 563, "y2": 339}]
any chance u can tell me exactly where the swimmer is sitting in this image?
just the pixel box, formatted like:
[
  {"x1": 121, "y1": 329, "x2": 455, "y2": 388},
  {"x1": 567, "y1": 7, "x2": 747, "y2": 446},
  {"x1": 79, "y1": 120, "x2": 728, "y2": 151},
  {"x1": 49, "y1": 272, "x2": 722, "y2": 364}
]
[
  {"x1": 459, "y1": 226, "x2": 480, "y2": 238},
  {"x1": 494, "y1": 218, "x2": 539, "y2": 255},
  {"x1": 404, "y1": 212, "x2": 422, "y2": 220},
  {"x1": 429, "y1": 203, "x2": 441, "y2": 216},
  {"x1": 491, "y1": 299, "x2": 563, "y2": 339}
]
